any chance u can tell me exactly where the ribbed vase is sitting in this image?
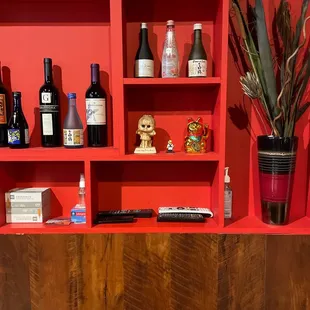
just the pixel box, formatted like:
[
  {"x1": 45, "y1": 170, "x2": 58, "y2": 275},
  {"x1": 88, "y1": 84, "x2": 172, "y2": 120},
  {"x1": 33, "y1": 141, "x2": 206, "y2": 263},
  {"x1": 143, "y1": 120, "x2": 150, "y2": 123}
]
[{"x1": 257, "y1": 135, "x2": 298, "y2": 225}]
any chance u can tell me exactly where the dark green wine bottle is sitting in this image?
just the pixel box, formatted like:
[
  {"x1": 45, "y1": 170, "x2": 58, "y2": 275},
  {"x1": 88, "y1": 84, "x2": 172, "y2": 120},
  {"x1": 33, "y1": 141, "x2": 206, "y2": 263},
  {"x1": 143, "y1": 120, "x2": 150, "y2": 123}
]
[{"x1": 188, "y1": 23, "x2": 207, "y2": 77}]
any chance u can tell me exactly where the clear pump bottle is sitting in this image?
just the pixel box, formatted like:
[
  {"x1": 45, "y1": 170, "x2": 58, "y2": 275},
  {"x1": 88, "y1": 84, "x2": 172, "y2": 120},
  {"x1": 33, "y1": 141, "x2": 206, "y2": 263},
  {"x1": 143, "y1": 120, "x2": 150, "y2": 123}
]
[
  {"x1": 224, "y1": 167, "x2": 232, "y2": 219},
  {"x1": 78, "y1": 173, "x2": 86, "y2": 208}
]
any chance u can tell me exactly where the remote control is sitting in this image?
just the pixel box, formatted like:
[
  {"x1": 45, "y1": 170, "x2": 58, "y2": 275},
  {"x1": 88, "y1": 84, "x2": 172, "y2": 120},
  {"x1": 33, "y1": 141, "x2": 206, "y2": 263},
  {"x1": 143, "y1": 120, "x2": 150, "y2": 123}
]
[
  {"x1": 157, "y1": 213, "x2": 205, "y2": 223},
  {"x1": 94, "y1": 215, "x2": 134, "y2": 224},
  {"x1": 97, "y1": 209, "x2": 153, "y2": 218},
  {"x1": 158, "y1": 207, "x2": 213, "y2": 218}
]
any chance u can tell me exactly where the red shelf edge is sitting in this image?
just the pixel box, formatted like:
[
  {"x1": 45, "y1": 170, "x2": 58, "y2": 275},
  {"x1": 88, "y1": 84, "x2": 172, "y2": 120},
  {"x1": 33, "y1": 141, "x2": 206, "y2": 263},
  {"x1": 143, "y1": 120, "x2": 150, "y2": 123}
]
[{"x1": 123, "y1": 77, "x2": 221, "y2": 85}]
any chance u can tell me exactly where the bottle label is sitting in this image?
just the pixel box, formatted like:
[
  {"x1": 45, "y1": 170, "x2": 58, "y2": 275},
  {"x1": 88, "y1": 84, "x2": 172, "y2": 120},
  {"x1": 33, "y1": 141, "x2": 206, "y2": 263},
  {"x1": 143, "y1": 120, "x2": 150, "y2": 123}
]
[
  {"x1": 8, "y1": 129, "x2": 21, "y2": 145},
  {"x1": 188, "y1": 60, "x2": 207, "y2": 77},
  {"x1": 25, "y1": 129, "x2": 29, "y2": 144},
  {"x1": 63, "y1": 129, "x2": 83, "y2": 146},
  {"x1": 42, "y1": 113, "x2": 53, "y2": 136},
  {"x1": 86, "y1": 98, "x2": 106, "y2": 125},
  {"x1": 224, "y1": 191, "x2": 232, "y2": 218},
  {"x1": 41, "y1": 93, "x2": 52, "y2": 104},
  {"x1": 135, "y1": 60, "x2": 154, "y2": 77},
  {"x1": 40, "y1": 105, "x2": 59, "y2": 113},
  {"x1": 0, "y1": 94, "x2": 7, "y2": 124}
]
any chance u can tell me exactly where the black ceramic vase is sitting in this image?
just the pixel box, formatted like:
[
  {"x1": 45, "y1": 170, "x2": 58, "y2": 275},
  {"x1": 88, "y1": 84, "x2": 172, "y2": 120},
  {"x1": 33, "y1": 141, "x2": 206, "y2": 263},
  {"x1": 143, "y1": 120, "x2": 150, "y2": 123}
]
[{"x1": 257, "y1": 135, "x2": 298, "y2": 225}]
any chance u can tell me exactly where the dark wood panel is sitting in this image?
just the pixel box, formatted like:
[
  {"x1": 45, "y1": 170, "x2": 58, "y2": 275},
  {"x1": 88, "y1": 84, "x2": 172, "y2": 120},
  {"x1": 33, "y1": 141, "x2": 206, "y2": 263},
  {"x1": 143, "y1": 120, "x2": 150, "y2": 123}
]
[
  {"x1": 266, "y1": 235, "x2": 310, "y2": 310},
  {"x1": 0, "y1": 235, "x2": 31, "y2": 310},
  {"x1": 218, "y1": 235, "x2": 266, "y2": 310},
  {"x1": 1, "y1": 234, "x2": 310, "y2": 310}
]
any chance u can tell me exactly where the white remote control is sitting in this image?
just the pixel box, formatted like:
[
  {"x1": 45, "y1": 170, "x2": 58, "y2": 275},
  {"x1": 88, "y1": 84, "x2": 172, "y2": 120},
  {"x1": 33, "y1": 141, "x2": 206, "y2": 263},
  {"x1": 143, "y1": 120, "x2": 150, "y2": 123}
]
[{"x1": 158, "y1": 207, "x2": 213, "y2": 218}]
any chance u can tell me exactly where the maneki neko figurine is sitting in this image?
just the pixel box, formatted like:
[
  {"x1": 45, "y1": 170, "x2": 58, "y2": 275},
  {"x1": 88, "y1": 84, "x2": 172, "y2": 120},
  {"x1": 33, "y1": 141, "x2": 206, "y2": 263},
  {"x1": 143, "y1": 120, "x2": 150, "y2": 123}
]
[
  {"x1": 184, "y1": 117, "x2": 209, "y2": 153},
  {"x1": 134, "y1": 115, "x2": 157, "y2": 154}
]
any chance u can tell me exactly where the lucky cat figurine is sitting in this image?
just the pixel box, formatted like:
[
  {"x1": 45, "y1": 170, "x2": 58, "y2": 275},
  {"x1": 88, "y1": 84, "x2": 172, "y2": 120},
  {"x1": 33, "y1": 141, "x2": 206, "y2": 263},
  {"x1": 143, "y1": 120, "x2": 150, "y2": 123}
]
[{"x1": 184, "y1": 117, "x2": 209, "y2": 153}]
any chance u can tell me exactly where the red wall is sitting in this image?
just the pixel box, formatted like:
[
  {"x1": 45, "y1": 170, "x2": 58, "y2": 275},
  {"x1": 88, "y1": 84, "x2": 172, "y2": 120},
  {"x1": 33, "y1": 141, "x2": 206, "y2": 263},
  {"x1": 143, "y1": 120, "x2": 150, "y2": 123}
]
[{"x1": 226, "y1": 0, "x2": 310, "y2": 223}]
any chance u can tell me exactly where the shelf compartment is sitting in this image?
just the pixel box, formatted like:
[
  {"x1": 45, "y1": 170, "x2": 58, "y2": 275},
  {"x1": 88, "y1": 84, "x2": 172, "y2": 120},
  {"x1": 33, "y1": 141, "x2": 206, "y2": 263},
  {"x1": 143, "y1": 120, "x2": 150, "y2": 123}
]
[
  {"x1": 91, "y1": 161, "x2": 220, "y2": 228},
  {"x1": 0, "y1": 147, "x2": 119, "y2": 161},
  {"x1": 0, "y1": 161, "x2": 84, "y2": 228},
  {"x1": 124, "y1": 86, "x2": 220, "y2": 154},
  {"x1": 123, "y1": 78, "x2": 221, "y2": 86},
  {"x1": 123, "y1": 0, "x2": 225, "y2": 78}
]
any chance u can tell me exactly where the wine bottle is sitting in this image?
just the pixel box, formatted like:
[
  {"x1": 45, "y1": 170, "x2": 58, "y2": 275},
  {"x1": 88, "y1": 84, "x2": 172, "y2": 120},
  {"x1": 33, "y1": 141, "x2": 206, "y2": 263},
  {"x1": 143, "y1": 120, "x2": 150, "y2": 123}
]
[
  {"x1": 85, "y1": 64, "x2": 107, "y2": 147},
  {"x1": 39, "y1": 58, "x2": 61, "y2": 147},
  {"x1": 162, "y1": 20, "x2": 179, "y2": 78},
  {"x1": 0, "y1": 69, "x2": 9, "y2": 147},
  {"x1": 188, "y1": 24, "x2": 207, "y2": 77},
  {"x1": 135, "y1": 23, "x2": 154, "y2": 78},
  {"x1": 7, "y1": 92, "x2": 29, "y2": 149},
  {"x1": 63, "y1": 93, "x2": 83, "y2": 148}
]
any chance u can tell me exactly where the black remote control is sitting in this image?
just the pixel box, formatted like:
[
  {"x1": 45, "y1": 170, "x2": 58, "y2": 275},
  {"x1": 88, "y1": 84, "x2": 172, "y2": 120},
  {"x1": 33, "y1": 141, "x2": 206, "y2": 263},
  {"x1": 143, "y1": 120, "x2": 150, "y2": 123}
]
[
  {"x1": 97, "y1": 209, "x2": 153, "y2": 218},
  {"x1": 95, "y1": 215, "x2": 134, "y2": 224},
  {"x1": 157, "y1": 213, "x2": 205, "y2": 223}
]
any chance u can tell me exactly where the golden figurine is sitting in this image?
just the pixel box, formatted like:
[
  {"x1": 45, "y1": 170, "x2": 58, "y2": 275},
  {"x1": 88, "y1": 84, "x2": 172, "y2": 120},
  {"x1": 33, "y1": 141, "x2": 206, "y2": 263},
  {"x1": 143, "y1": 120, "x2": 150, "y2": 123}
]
[
  {"x1": 184, "y1": 117, "x2": 209, "y2": 153},
  {"x1": 134, "y1": 115, "x2": 157, "y2": 154}
]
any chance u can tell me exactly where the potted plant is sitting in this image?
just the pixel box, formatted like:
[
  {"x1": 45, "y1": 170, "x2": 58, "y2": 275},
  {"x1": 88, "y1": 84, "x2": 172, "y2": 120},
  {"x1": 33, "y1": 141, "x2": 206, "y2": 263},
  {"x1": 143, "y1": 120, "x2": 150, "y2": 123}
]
[{"x1": 232, "y1": 0, "x2": 310, "y2": 225}]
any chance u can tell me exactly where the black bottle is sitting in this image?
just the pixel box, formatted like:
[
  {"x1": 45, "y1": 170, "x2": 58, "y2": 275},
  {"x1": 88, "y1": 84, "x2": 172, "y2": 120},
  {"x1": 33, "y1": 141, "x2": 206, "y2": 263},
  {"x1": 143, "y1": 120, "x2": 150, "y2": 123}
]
[
  {"x1": 188, "y1": 23, "x2": 207, "y2": 77},
  {"x1": 86, "y1": 64, "x2": 108, "y2": 147},
  {"x1": 135, "y1": 23, "x2": 154, "y2": 78},
  {"x1": 7, "y1": 92, "x2": 29, "y2": 148},
  {"x1": 39, "y1": 58, "x2": 61, "y2": 147},
  {"x1": 0, "y1": 69, "x2": 9, "y2": 147}
]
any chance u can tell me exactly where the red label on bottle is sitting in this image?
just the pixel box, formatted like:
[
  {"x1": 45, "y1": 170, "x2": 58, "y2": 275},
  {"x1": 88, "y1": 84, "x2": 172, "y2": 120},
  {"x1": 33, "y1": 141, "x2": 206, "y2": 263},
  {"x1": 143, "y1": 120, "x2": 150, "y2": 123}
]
[{"x1": 0, "y1": 94, "x2": 7, "y2": 124}]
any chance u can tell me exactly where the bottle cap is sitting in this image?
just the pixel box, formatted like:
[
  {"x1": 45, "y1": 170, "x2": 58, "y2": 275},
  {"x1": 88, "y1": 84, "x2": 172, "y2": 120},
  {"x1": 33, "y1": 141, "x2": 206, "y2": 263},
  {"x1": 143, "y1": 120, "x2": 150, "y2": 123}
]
[
  {"x1": 224, "y1": 167, "x2": 231, "y2": 183},
  {"x1": 194, "y1": 23, "x2": 202, "y2": 30},
  {"x1": 68, "y1": 93, "x2": 76, "y2": 99},
  {"x1": 141, "y1": 23, "x2": 148, "y2": 29},
  {"x1": 79, "y1": 173, "x2": 85, "y2": 188},
  {"x1": 167, "y1": 20, "x2": 175, "y2": 26},
  {"x1": 13, "y1": 91, "x2": 21, "y2": 97},
  {"x1": 91, "y1": 63, "x2": 99, "y2": 69},
  {"x1": 44, "y1": 58, "x2": 52, "y2": 63}
]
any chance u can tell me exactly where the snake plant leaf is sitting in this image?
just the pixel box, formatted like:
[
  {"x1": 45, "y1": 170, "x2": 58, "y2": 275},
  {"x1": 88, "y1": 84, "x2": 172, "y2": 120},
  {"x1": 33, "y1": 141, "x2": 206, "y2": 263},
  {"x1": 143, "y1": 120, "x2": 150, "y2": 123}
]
[
  {"x1": 296, "y1": 102, "x2": 310, "y2": 122},
  {"x1": 255, "y1": 0, "x2": 281, "y2": 133}
]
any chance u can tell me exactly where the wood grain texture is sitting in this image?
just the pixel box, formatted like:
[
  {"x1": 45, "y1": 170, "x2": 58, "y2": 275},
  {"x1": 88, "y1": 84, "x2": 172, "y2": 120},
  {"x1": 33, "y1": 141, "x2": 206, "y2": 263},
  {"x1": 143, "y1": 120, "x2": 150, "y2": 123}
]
[
  {"x1": 218, "y1": 235, "x2": 266, "y2": 310},
  {"x1": 0, "y1": 235, "x2": 31, "y2": 310},
  {"x1": 266, "y1": 235, "x2": 310, "y2": 310},
  {"x1": 2, "y1": 234, "x2": 310, "y2": 310}
]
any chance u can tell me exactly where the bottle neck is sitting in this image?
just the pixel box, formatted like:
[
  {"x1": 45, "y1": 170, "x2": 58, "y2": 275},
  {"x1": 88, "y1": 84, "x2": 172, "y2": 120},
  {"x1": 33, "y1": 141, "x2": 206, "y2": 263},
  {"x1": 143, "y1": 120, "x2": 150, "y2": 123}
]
[
  {"x1": 91, "y1": 67, "x2": 100, "y2": 85},
  {"x1": 44, "y1": 62, "x2": 53, "y2": 84},
  {"x1": 13, "y1": 97, "x2": 22, "y2": 112},
  {"x1": 68, "y1": 98, "x2": 77, "y2": 109},
  {"x1": 194, "y1": 29, "x2": 202, "y2": 45},
  {"x1": 140, "y1": 28, "x2": 149, "y2": 45}
]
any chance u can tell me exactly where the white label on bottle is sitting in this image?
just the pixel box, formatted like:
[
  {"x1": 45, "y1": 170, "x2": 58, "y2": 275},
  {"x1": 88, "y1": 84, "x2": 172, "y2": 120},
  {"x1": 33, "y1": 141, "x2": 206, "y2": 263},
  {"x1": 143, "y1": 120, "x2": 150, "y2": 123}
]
[
  {"x1": 42, "y1": 113, "x2": 53, "y2": 136},
  {"x1": 41, "y1": 93, "x2": 52, "y2": 104},
  {"x1": 86, "y1": 98, "x2": 106, "y2": 125},
  {"x1": 135, "y1": 59, "x2": 154, "y2": 77},
  {"x1": 188, "y1": 59, "x2": 207, "y2": 77},
  {"x1": 224, "y1": 191, "x2": 232, "y2": 219},
  {"x1": 63, "y1": 129, "x2": 83, "y2": 146},
  {"x1": 24, "y1": 129, "x2": 29, "y2": 144}
]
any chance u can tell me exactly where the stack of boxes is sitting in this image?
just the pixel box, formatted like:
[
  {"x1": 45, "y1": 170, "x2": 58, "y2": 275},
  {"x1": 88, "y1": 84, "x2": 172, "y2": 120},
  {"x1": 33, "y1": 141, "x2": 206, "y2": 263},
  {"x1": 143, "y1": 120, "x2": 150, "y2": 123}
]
[{"x1": 5, "y1": 188, "x2": 51, "y2": 223}]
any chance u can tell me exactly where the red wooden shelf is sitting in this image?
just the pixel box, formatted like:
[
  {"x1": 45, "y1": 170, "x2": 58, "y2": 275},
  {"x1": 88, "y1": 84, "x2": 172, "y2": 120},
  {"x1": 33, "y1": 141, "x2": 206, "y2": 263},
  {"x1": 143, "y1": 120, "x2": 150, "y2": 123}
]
[
  {"x1": 123, "y1": 77, "x2": 221, "y2": 86},
  {"x1": 123, "y1": 151, "x2": 219, "y2": 161}
]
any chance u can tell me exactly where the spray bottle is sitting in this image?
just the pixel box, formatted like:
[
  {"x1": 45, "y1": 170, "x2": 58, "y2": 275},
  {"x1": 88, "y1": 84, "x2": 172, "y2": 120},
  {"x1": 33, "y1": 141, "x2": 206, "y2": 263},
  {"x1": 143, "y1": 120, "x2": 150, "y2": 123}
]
[{"x1": 224, "y1": 167, "x2": 232, "y2": 219}]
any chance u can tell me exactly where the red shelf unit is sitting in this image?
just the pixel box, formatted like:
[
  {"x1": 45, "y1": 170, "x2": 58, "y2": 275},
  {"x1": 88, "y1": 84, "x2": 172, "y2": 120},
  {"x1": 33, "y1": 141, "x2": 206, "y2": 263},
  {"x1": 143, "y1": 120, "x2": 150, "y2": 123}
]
[{"x1": 0, "y1": 0, "x2": 308, "y2": 234}]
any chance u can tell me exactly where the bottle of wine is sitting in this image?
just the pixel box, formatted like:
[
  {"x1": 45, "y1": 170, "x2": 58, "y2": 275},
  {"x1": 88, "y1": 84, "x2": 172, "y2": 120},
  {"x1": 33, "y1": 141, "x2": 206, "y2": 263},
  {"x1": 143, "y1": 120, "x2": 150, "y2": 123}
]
[
  {"x1": 188, "y1": 24, "x2": 207, "y2": 77},
  {"x1": 63, "y1": 93, "x2": 83, "y2": 148},
  {"x1": 85, "y1": 64, "x2": 107, "y2": 147},
  {"x1": 39, "y1": 58, "x2": 61, "y2": 147},
  {"x1": 162, "y1": 20, "x2": 179, "y2": 78},
  {"x1": 135, "y1": 23, "x2": 154, "y2": 78},
  {"x1": 0, "y1": 69, "x2": 9, "y2": 147},
  {"x1": 7, "y1": 92, "x2": 29, "y2": 149}
]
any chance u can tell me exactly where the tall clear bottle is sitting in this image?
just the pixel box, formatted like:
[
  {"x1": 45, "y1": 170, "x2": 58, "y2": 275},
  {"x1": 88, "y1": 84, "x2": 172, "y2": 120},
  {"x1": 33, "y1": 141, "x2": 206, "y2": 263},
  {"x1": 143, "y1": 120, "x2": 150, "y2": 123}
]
[
  {"x1": 188, "y1": 23, "x2": 207, "y2": 77},
  {"x1": 0, "y1": 66, "x2": 9, "y2": 147},
  {"x1": 161, "y1": 20, "x2": 179, "y2": 78},
  {"x1": 135, "y1": 23, "x2": 154, "y2": 78},
  {"x1": 63, "y1": 93, "x2": 83, "y2": 148},
  {"x1": 7, "y1": 92, "x2": 29, "y2": 149}
]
